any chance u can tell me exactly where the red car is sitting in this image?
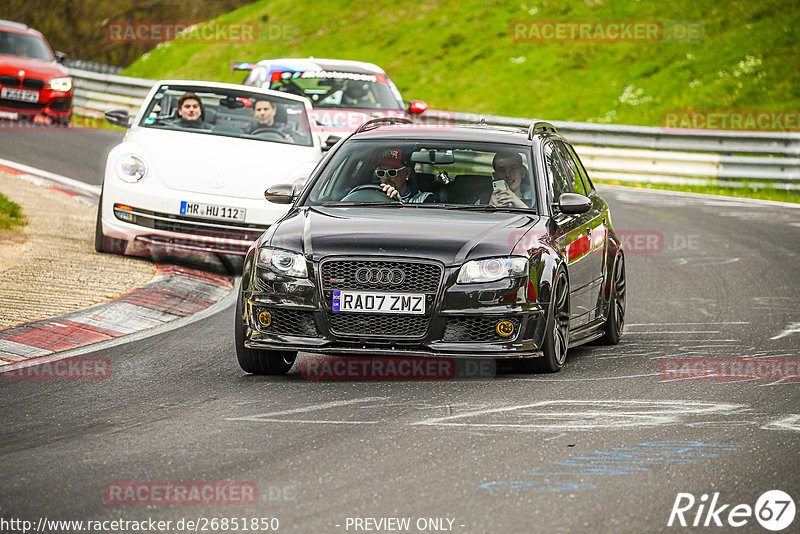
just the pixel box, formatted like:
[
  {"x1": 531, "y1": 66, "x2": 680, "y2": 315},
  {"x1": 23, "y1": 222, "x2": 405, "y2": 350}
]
[{"x1": 0, "y1": 19, "x2": 72, "y2": 126}]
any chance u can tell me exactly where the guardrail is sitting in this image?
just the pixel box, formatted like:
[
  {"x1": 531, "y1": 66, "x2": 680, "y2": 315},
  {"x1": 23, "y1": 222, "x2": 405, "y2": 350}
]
[{"x1": 68, "y1": 68, "x2": 800, "y2": 189}]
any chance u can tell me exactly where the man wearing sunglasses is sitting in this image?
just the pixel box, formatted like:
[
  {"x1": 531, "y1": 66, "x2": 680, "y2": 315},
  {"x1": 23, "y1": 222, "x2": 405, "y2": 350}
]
[{"x1": 376, "y1": 148, "x2": 438, "y2": 203}]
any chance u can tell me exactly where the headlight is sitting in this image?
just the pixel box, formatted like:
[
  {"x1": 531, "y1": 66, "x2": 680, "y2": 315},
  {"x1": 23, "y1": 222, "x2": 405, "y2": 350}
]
[
  {"x1": 457, "y1": 257, "x2": 527, "y2": 284},
  {"x1": 115, "y1": 155, "x2": 147, "y2": 183},
  {"x1": 48, "y1": 77, "x2": 72, "y2": 91},
  {"x1": 257, "y1": 247, "x2": 308, "y2": 278}
]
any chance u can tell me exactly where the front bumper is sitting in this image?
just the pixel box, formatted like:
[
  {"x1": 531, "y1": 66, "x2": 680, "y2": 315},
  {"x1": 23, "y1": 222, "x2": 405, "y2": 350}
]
[
  {"x1": 100, "y1": 180, "x2": 290, "y2": 258},
  {"x1": 0, "y1": 88, "x2": 72, "y2": 123}
]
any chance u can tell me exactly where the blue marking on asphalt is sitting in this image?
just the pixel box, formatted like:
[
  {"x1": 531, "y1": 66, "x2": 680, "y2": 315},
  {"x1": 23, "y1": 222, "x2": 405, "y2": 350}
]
[{"x1": 480, "y1": 441, "x2": 742, "y2": 492}]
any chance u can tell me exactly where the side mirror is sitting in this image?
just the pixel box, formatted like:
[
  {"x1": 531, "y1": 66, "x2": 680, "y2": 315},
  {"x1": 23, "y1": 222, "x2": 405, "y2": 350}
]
[
  {"x1": 406, "y1": 100, "x2": 428, "y2": 115},
  {"x1": 265, "y1": 184, "x2": 296, "y2": 204},
  {"x1": 104, "y1": 109, "x2": 131, "y2": 128},
  {"x1": 322, "y1": 134, "x2": 341, "y2": 152},
  {"x1": 54, "y1": 51, "x2": 68, "y2": 64},
  {"x1": 556, "y1": 193, "x2": 592, "y2": 215}
]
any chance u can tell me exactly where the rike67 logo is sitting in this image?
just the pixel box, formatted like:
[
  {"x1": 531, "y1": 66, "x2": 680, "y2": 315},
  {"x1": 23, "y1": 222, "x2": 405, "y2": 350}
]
[{"x1": 668, "y1": 490, "x2": 796, "y2": 531}]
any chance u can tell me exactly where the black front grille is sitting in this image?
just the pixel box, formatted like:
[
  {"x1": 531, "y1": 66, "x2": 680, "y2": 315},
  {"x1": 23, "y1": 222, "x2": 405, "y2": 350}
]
[
  {"x1": 256, "y1": 308, "x2": 318, "y2": 337},
  {"x1": 442, "y1": 316, "x2": 520, "y2": 342},
  {"x1": 328, "y1": 313, "x2": 429, "y2": 338},
  {"x1": 321, "y1": 260, "x2": 442, "y2": 292},
  {"x1": 0, "y1": 98, "x2": 45, "y2": 111},
  {"x1": 0, "y1": 75, "x2": 20, "y2": 87},
  {"x1": 22, "y1": 78, "x2": 44, "y2": 90}
]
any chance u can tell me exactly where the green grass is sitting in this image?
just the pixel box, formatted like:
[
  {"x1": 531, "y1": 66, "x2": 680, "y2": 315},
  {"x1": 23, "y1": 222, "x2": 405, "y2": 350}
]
[
  {"x1": 121, "y1": 0, "x2": 800, "y2": 126},
  {"x1": 594, "y1": 178, "x2": 800, "y2": 203},
  {"x1": 0, "y1": 194, "x2": 26, "y2": 230}
]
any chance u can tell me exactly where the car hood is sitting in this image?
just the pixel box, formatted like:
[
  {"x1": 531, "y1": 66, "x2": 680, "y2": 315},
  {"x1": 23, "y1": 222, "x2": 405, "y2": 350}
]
[
  {"x1": 123, "y1": 128, "x2": 320, "y2": 200},
  {"x1": 268, "y1": 206, "x2": 541, "y2": 266},
  {"x1": 0, "y1": 54, "x2": 67, "y2": 80}
]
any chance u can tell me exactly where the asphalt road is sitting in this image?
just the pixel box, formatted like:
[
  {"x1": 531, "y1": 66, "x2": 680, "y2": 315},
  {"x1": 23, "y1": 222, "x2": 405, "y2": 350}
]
[
  {"x1": 0, "y1": 126, "x2": 123, "y2": 185},
  {"x1": 1, "y1": 129, "x2": 799, "y2": 533}
]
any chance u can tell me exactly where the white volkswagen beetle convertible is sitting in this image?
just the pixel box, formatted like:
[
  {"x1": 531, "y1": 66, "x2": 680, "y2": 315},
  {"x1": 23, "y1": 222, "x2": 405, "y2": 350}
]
[{"x1": 96, "y1": 80, "x2": 323, "y2": 259}]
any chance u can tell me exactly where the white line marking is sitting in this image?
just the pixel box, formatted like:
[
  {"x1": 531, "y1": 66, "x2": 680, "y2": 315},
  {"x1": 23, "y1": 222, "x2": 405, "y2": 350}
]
[
  {"x1": 233, "y1": 419, "x2": 380, "y2": 425},
  {"x1": 0, "y1": 157, "x2": 101, "y2": 196},
  {"x1": 226, "y1": 397, "x2": 386, "y2": 422},
  {"x1": 516, "y1": 373, "x2": 661, "y2": 382},
  {"x1": 632, "y1": 331, "x2": 721, "y2": 334},
  {"x1": 626, "y1": 322, "x2": 749, "y2": 326},
  {"x1": 413, "y1": 400, "x2": 745, "y2": 431},
  {"x1": 761, "y1": 414, "x2": 800, "y2": 432},
  {"x1": 770, "y1": 322, "x2": 800, "y2": 340}
]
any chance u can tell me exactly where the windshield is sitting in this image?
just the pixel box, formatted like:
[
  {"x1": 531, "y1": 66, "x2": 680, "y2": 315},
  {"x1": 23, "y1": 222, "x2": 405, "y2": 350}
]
[
  {"x1": 303, "y1": 140, "x2": 537, "y2": 211},
  {"x1": 0, "y1": 30, "x2": 53, "y2": 61},
  {"x1": 138, "y1": 84, "x2": 314, "y2": 147},
  {"x1": 267, "y1": 71, "x2": 403, "y2": 110}
]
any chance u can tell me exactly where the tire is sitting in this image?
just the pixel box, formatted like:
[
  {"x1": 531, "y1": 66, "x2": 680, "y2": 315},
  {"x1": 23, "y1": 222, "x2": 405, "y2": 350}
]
[
  {"x1": 534, "y1": 269, "x2": 570, "y2": 373},
  {"x1": 598, "y1": 254, "x2": 625, "y2": 345},
  {"x1": 507, "y1": 269, "x2": 570, "y2": 374},
  {"x1": 94, "y1": 197, "x2": 106, "y2": 253},
  {"x1": 94, "y1": 193, "x2": 128, "y2": 255},
  {"x1": 234, "y1": 291, "x2": 296, "y2": 375}
]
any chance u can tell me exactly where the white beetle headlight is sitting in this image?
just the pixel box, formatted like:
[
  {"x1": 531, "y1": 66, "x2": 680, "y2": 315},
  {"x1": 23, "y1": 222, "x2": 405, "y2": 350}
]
[{"x1": 115, "y1": 155, "x2": 148, "y2": 183}]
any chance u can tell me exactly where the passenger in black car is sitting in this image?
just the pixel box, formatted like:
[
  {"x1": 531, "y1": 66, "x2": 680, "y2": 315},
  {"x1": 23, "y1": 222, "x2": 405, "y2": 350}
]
[
  {"x1": 173, "y1": 92, "x2": 212, "y2": 129},
  {"x1": 489, "y1": 151, "x2": 533, "y2": 208}
]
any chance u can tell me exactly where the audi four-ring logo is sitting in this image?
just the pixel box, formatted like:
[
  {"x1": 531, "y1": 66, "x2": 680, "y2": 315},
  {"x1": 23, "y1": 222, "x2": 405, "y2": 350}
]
[{"x1": 354, "y1": 267, "x2": 405, "y2": 285}]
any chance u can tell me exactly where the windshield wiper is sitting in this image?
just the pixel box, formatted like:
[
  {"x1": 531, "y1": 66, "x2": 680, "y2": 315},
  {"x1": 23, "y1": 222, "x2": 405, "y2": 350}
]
[
  {"x1": 320, "y1": 201, "x2": 406, "y2": 207},
  {"x1": 445, "y1": 205, "x2": 536, "y2": 214}
]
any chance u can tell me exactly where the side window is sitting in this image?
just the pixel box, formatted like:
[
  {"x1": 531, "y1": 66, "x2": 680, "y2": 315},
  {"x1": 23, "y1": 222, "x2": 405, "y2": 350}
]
[
  {"x1": 543, "y1": 142, "x2": 571, "y2": 200},
  {"x1": 554, "y1": 141, "x2": 588, "y2": 196},
  {"x1": 564, "y1": 143, "x2": 594, "y2": 194}
]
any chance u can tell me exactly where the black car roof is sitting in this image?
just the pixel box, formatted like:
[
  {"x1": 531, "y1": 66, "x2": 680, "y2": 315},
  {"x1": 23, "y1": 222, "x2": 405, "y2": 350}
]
[{"x1": 348, "y1": 124, "x2": 542, "y2": 146}]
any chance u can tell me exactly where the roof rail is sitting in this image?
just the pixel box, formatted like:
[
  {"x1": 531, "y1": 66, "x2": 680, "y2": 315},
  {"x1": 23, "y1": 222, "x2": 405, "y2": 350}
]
[
  {"x1": 355, "y1": 116, "x2": 413, "y2": 133},
  {"x1": 527, "y1": 121, "x2": 558, "y2": 140}
]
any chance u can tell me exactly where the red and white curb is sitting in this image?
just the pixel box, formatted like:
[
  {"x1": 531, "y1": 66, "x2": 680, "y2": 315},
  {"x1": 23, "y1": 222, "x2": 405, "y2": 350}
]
[
  {"x1": 0, "y1": 265, "x2": 232, "y2": 364},
  {"x1": 0, "y1": 159, "x2": 235, "y2": 366}
]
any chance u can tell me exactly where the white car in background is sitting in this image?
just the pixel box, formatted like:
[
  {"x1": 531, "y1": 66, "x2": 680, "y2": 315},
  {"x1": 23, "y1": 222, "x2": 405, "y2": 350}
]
[{"x1": 96, "y1": 80, "x2": 322, "y2": 259}]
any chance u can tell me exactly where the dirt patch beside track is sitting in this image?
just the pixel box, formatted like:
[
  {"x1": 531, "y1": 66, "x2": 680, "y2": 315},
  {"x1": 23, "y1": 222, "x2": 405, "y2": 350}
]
[{"x1": 0, "y1": 171, "x2": 156, "y2": 328}]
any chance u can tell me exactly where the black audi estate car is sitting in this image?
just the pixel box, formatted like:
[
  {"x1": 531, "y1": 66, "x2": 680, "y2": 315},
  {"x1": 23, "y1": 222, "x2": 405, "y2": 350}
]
[{"x1": 235, "y1": 118, "x2": 625, "y2": 374}]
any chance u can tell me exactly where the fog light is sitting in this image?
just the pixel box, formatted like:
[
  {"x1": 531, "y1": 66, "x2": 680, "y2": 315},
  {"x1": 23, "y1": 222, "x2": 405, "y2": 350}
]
[
  {"x1": 257, "y1": 310, "x2": 272, "y2": 327},
  {"x1": 496, "y1": 320, "x2": 515, "y2": 337}
]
